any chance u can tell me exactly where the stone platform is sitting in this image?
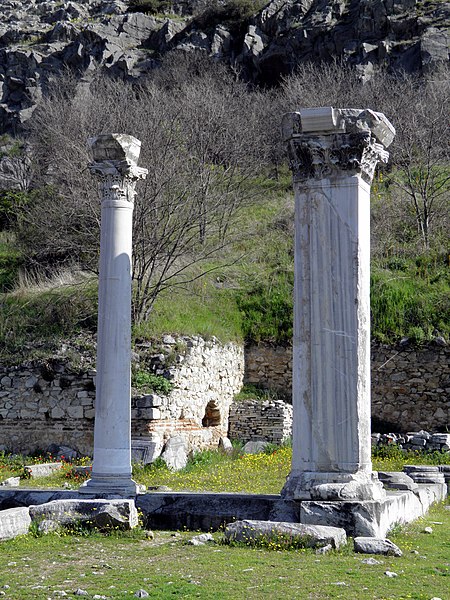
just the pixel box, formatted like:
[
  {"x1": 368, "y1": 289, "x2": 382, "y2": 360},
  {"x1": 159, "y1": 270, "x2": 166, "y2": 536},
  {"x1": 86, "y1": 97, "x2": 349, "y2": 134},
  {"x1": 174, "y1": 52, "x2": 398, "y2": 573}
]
[{"x1": 0, "y1": 483, "x2": 446, "y2": 538}]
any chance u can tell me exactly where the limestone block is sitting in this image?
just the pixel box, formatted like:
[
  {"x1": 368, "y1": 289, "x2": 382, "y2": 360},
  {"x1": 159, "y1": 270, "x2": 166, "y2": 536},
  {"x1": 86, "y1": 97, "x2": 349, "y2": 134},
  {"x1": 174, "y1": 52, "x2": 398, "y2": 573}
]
[
  {"x1": 354, "y1": 537, "x2": 402, "y2": 556},
  {"x1": 29, "y1": 499, "x2": 138, "y2": 530},
  {"x1": 161, "y1": 435, "x2": 188, "y2": 471},
  {"x1": 131, "y1": 438, "x2": 162, "y2": 464},
  {"x1": 0, "y1": 507, "x2": 31, "y2": 541},
  {"x1": 23, "y1": 463, "x2": 63, "y2": 478},
  {"x1": 224, "y1": 520, "x2": 347, "y2": 549}
]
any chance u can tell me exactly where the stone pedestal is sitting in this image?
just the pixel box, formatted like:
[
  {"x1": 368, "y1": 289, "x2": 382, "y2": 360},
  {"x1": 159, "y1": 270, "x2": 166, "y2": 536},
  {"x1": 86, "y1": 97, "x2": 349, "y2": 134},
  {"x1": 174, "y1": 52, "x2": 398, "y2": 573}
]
[
  {"x1": 80, "y1": 134, "x2": 147, "y2": 497},
  {"x1": 281, "y1": 107, "x2": 395, "y2": 501}
]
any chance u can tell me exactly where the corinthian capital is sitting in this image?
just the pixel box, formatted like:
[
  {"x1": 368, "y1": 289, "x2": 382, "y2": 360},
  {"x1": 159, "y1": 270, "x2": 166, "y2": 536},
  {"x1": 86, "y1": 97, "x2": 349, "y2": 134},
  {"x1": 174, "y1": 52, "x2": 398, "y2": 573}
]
[
  {"x1": 282, "y1": 107, "x2": 395, "y2": 184},
  {"x1": 88, "y1": 133, "x2": 148, "y2": 204}
]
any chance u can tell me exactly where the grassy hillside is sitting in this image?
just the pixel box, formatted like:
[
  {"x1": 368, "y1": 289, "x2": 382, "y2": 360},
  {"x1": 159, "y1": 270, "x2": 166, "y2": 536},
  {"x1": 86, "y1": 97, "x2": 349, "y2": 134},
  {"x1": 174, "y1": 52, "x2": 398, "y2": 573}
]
[{"x1": 0, "y1": 174, "x2": 448, "y2": 362}]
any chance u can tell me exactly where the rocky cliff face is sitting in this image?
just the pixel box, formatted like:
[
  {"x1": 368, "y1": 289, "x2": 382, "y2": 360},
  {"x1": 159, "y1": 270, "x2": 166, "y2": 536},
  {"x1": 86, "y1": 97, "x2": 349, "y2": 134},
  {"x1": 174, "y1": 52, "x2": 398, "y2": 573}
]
[{"x1": 0, "y1": 0, "x2": 448, "y2": 133}]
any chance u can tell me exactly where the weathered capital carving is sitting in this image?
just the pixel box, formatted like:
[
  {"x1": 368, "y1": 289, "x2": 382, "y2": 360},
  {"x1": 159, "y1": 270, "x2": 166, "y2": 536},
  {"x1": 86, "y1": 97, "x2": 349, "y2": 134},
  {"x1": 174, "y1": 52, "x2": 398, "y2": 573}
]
[
  {"x1": 282, "y1": 107, "x2": 395, "y2": 184},
  {"x1": 88, "y1": 134, "x2": 148, "y2": 203}
]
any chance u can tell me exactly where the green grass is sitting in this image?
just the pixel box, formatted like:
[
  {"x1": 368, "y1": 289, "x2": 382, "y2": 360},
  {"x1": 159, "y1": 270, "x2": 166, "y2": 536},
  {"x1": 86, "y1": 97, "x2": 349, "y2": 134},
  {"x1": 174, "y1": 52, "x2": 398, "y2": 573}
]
[
  {"x1": 0, "y1": 232, "x2": 21, "y2": 292},
  {"x1": 133, "y1": 283, "x2": 243, "y2": 343},
  {"x1": 4, "y1": 445, "x2": 449, "y2": 493},
  {"x1": 0, "y1": 501, "x2": 448, "y2": 599},
  {"x1": 0, "y1": 175, "x2": 448, "y2": 350},
  {"x1": 371, "y1": 254, "x2": 450, "y2": 343}
]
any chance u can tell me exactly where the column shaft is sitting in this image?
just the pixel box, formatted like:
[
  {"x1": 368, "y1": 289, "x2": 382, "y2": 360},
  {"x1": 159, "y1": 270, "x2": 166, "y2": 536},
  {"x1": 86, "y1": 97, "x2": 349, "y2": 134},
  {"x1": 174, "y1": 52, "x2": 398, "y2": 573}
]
[
  {"x1": 282, "y1": 107, "x2": 395, "y2": 501},
  {"x1": 80, "y1": 133, "x2": 147, "y2": 497}
]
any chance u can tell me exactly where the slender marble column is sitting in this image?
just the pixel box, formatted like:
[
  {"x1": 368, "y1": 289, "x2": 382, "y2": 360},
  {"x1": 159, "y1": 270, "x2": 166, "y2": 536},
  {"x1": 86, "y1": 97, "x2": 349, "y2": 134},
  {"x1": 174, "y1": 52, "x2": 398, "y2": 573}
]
[
  {"x1": 80, "y1": 134, "x2": 147, "y2": 497},
  {"x1": 281, "y1": 108, "x2": 395, "y2": 501}
]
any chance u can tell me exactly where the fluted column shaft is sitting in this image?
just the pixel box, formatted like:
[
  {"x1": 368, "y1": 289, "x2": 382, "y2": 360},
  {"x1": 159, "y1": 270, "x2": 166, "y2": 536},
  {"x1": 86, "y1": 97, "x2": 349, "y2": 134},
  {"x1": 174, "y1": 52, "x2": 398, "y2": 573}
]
[{"x1": 282, "y1": 107, "x2": 395, "y2": 501}]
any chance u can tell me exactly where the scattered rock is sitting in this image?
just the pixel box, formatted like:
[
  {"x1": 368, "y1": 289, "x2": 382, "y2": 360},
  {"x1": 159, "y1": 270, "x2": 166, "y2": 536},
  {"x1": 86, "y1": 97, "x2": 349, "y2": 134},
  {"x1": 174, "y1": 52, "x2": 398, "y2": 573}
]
[
  {"x1": 74, "y1": 591, "x2": 88, "y2": 597},
  {"x1": 188, "y1": 533, "x2": 214, "y2": 546},
  {"x1": 315, "y1": 543, "x2": 332, "y2": 555},
  {"x1": 423, "y1": 526, "x2": 433, "y2": 534},
  {"x1": 354, "y1": 537, "x2": 402, "y2": 557},
  {"x1": 46, "y1": 443, "x2": 79, "y2": 460},
  {"x1": 384, "y1": 570, "x2": 398, "y2": 577},
  {"x1": 218, "y1": 436, "x2": 233, "y2": 454},
  {"x1": 37, "y1": 519, "x2": 60, "y2": 534},
  {"x1": 361, "y1": 557, "x2": 382, "y2": 565},
  {"x1": 134, "y1": 591, "x2": 149, "y2": 598}
]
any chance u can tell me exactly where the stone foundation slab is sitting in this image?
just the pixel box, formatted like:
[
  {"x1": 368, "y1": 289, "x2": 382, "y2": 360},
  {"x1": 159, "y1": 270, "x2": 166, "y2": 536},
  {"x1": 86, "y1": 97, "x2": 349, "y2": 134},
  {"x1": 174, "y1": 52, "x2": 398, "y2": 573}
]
[{"x1": 0, "y1": 484, "x2": 446, "y2": 537}]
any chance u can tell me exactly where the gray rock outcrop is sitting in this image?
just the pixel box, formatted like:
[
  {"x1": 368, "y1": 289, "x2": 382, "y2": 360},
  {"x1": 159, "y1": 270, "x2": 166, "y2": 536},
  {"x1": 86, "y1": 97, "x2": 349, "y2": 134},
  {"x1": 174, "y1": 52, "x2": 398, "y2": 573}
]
[{"x1": 0, "y1": 0, "x2": 448, "y2": 133}]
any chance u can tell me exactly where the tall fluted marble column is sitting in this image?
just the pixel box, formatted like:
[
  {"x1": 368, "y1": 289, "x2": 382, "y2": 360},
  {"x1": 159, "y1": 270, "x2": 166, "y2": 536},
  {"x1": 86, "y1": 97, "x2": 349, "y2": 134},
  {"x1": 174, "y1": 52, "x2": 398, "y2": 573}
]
[
  {"x1": 80, "y1": 134, "x2": 147, "y2": 497},
  {"x1": 281, "y1": 107, "x2": 395, "y2": 501}
]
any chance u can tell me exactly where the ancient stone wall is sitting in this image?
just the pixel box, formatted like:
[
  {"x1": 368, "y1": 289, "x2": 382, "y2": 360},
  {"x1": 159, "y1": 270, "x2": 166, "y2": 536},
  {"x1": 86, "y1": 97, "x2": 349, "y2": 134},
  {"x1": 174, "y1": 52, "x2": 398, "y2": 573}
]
[
  {"x1": 371, "y1": 342, "x2": 449, "y2": 432},
  {"x1": 0, "y1": 336, "x2": 244, "y2": 456},
  {"x1": 228, "y1": 399, "x2": 293, "y2": 445},
  {"x1": 244, "y1": 342, "x2": 449, "y2": 432}
]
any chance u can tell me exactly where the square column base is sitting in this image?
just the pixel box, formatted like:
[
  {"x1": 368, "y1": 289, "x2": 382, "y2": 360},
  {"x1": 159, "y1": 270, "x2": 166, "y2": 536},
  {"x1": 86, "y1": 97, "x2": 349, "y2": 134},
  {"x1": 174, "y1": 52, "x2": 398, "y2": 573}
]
[
  {"x1": 79, "y1": 474, "x2": 139, "y2": 498},
  {"x1": 282, "y1": 470, "x2": 386, "y2": 501}
]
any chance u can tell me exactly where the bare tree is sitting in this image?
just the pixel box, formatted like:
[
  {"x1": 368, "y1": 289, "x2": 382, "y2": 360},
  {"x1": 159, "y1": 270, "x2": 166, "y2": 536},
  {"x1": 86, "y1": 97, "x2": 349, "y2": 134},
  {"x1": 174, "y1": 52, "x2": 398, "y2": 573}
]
[
  {"x1": 16, "y1": 60, "x2": 271, "y2": 321},
  {"x1": 281, "y1": 62, "x2": 450, "y2": 252}
]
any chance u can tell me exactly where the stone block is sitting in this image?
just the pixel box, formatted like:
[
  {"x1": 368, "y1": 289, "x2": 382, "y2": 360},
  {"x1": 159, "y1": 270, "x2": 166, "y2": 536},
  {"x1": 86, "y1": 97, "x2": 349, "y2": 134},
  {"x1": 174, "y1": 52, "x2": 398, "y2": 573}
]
[
  {"x1": 354, "y1": 537, "x2": 402, "y2": 556},
  {"x1": 377, "y1": 471, "x2": 418, "y2": 491},
  {"x1": 161, "y1": 435, "x2": 188, "y2": 471},
  {"x1": 131, "y1": 438, "x2": 162, "y2": 464},
  {"x1": 23, "y1": 463, "x2": 63, "y2": 478},
  {"x1": 224, "y1": 520, "x2": 347, "y2": 549},
  {"x1": 29, "y1": 499, "x2": 138, "y2": 531},
  {"x1": 0, "y1": 507, "x2": 31, "y2": 540}
]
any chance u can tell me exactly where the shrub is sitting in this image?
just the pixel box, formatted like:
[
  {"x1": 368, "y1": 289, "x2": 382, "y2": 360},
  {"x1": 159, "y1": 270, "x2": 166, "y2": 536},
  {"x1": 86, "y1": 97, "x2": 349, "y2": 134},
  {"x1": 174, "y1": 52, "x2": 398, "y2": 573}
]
[{"x1": 131, "y1": 370, "x2": 174, "y2": 395}]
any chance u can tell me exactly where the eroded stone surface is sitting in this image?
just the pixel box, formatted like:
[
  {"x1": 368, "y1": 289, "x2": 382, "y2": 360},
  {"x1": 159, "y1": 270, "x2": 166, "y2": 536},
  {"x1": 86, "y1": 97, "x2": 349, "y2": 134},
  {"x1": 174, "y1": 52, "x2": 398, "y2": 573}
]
[
  {"x1": 28, "y1": 499, "x2": 138, "y2": 530},
  {"x1": 283, "y1": 108, "x2": 393, "y2": 502},
  {"x1": 224, "y1": 519, "x2": 347, "y2": 549},
  {"x1": 161, "y1": 435, "x2": 188, "y2": 471},
  {"x1": 354, "y1": 537, "x2": 402, "y2": 556},
  {"x1": 0, "y1": 506, "x2": 31, "y2": 540}
]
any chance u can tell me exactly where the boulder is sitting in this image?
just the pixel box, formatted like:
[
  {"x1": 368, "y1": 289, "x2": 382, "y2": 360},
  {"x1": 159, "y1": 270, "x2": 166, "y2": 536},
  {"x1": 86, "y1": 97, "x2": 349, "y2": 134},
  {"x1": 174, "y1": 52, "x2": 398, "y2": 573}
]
[
  {"x1": 354, "y1": 536, "x2": 403, "y2": 556},
  {"x1": 224, "y1": 519, "x2": 347, "y2": 549}
]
